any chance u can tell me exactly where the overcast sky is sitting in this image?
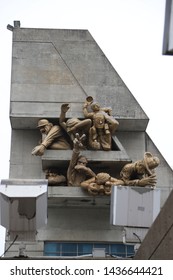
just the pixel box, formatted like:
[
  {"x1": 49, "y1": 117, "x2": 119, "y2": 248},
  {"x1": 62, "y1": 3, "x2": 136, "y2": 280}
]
[{"x1": 0, "y1": 0, "x2": 172, "y2": 255}]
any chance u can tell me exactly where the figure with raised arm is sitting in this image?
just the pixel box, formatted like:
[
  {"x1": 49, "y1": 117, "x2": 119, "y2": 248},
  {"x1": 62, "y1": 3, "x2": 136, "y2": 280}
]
[
  {"x1": 60, "y1": 103, "x2": 91, "y2": 144},
  {"x1": 83, "y1": 97, "x2": 119, "y2": 150},
  {"x1": 67, "y1": 133, "x2": 96, "y2": 186}
]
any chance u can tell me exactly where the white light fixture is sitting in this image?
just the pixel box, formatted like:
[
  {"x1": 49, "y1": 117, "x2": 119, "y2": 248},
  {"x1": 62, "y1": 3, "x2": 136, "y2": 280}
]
[{"x1": 0, "y1": 179, "x2": 48, "y2": 241}]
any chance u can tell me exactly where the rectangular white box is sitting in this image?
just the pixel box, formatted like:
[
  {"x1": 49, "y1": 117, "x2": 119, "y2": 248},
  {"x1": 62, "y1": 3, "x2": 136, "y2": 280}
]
[
  {"x1": 110, "y1": 186, "x2": 160, "y2": 228},
  {"x1": 0, "y1": 179, "x2": 48, "y2": 241}
]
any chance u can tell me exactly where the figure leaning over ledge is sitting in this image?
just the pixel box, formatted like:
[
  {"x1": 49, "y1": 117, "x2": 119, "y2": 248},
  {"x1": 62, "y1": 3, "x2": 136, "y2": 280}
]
[
  {"x1": 67, "y1": 133, "x2": 96, "y2": 187},
  {"x1": 120, "y1": 152, "x2": 160, "y2": 188},
  {"x1": 81, "y1": 172, "x2": 124, "y2": 196},
  {"x1": 31, "y1": 119, "x2": 71, "y2": 156},
  {"x1": 83, "y1": 97, "x2": 119, "y2": 151}
]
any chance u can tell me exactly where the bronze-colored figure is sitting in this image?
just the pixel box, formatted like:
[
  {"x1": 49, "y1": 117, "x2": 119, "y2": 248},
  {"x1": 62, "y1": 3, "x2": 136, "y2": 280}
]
[
  {"x1": 83, "y1": 97, "x2": 119, "y2": 150},
  {"x1": 45, "y1": 169, "x2": 66, "y2": 186},
  {"x1": 32, "y1": 119, "x2": 71, "y2": 156},
  {"x1": 120, "y1": 152, "x2": 160, "y2": 188},
  {"x1": 81, "y1": 172, "x2": 124, "y2": 195},
  {"x1": 67, "y1": 134, "x2": 96, "y2": 186},
  {"x1": 60, "y1": 103, "x2": 92, "y2": 142}
]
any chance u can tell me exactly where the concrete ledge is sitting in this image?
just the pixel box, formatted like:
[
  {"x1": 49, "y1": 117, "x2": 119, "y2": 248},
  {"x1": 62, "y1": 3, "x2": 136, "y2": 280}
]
[
  {"x1": 1, "y1": 179, "x2": 48, "y2": 185},
  {"x1": 42, "y1": 136, "x2": 131, "y2": 170},
  {"x1": 42, "y1": 149, "x2": 131, "y2": 169},
  {"x1": 48, "y1": 186, "x2": 110, "y2": 208},
  {"x1": 48, "y1": 186, "x2": 89, "y2": 198},
  {"x1": 10, "y1": 114, "x2": 149, "y2": 131}
]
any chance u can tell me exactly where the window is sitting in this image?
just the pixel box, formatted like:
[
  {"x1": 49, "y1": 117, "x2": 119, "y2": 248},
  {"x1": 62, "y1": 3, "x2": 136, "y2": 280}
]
[{"x1": 44, "y1": 242, "x2": 134, "y2": 258}]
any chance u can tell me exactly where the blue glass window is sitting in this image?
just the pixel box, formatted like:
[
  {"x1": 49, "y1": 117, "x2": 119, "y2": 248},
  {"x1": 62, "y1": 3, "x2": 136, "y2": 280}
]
[
  {"x1": 44, "y1": 242, "x2": 60, "y2": 256},
  {"x1": 61, "y1": 243, "x2": 77, "y2": 256},
  {"x1": 44, "y1": 242, "x2": 134, "y2": 258},
  {"x1": 78, "y1": 243, "x2": 93, "y2": 255}
]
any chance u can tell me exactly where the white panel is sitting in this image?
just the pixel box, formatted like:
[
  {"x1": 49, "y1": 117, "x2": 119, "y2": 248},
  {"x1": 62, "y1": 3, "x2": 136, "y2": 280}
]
[
  {"x1": 0, "y1": 181, "x2": 48, "y2": 241},
  {"x1": 110, "y1": 186, "x2": 160, "y2": 228},
  {"x1": 0, "y1": 185, "x2": 47, "y2": 197}
]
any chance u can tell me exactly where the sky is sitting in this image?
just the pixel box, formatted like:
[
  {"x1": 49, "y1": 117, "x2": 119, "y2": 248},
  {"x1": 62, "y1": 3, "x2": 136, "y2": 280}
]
[{"x1": 0, "y1": 0, "x2": 172, "y2": 256}]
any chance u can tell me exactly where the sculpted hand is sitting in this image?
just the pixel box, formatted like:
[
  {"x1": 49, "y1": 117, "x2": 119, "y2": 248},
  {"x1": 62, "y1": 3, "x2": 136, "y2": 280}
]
[
  {"x1": 31, "y1": 144, "x2": 46, "y2": 156},
  {"x1": 73, "y1": 133, "x2": 86, "y2": 150},
  {"x1": 138, "y1": 174, "x2": 157, "y2": 187},
  {"x1": 61, "y1": 103, "x2": 70, "y2": 113},
  {"x1": 83, "y1": 101, "x2": 90, "y2": 108}
]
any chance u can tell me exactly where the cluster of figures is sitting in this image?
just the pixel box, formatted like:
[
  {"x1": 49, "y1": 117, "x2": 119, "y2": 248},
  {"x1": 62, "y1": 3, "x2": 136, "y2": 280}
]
[
  {"x1": 32, "y1": 96, "x2": 119, "y2": 154},
  {"x1": 31, "y1": 97, "x2": 160, "y2": 196}
]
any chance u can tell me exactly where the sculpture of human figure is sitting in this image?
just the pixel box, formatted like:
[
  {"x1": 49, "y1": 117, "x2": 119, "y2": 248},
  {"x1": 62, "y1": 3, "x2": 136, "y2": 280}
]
[
  {"x1": 81, "y1": 172, "x2": 124, "y2": 195},
  {"x1": 59, "y1": 103, "x2": 92, "y2": 144},
  {"x1": 32, "y1": 119, "x2": 71, "y2": 156},
  {"x1": 120, "y1": 152, "x2": 160, "y2": 188},
  {"x1": 45, "y1": 169, "x2": 66, "y2": 186},
  {"x1": 67, "y1": 133, "x2": 96, "y2": 186},
  {"x1": 83, "y1": 97, "x2": 119, "y2": 150}
]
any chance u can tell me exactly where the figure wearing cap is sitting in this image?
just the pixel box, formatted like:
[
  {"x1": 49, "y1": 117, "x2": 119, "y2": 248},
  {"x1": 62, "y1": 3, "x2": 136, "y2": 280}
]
[
  {"x1": 32, "y1": 119, "x2": 71, "y2": 156},
  {"x1": 120, "y1": 152, "x2": 160, "y2": 188}
]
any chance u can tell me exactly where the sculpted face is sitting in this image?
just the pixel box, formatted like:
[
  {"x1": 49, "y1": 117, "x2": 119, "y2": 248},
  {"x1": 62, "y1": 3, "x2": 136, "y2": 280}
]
[
  {"x1": 39, "y1": 124, "x2": 51, "y2": 135},
  {"x1": 91, "y1": 102, "x2": 100, "y2": 111},
  {"x1": 77, "y1": 156, "x2": 88, "y2": 166},
  {"x1": 135, "y1": 162, "x2": 146, "y2": 174},
  {"x1": 147, "y1": 157, "x2": 160, "y2": 170}
]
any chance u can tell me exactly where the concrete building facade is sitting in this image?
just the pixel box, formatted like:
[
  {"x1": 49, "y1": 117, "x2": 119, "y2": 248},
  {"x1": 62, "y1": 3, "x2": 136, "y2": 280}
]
[{"x1": 1, "y1": 22, "x2": 173, "y2": 259}]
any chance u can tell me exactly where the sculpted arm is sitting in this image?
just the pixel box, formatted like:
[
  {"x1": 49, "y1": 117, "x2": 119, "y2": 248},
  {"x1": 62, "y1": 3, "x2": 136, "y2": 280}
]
[
  {"x1": 80, "y1": 177, "x2": 95, "y2": 189},
  {"x1": 41, "y1": 126, "x2": 62, "y2": 148},
  {"x1": 120, "y1": 165, "x2": 140, "y2": 186},
  {"x1": 32, "y1": 125, "x2": 64, "y2": 156},
  {"x1": 75, "y1": 165, "x2": 96, "y2": 177},
  {"x1": 83, "y1": 102, "x2": 94, "y2": 119},
  {"x1": 120, "y1": 165, "x2": 157, "y2": 187},
  {"x1": 59, "y1": 103, "x2": 70, "y2": 131},
  {"x1": 67, "y1": 134, "x2": 83, "y2": 182}
]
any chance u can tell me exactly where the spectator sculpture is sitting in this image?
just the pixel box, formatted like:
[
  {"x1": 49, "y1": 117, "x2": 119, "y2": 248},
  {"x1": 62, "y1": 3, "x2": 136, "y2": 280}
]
[
  {"x1": 120, "y1": 152, "x2": 160, "y2": 188},
  {"x1": 81, "y1": 172, "x2": 124, "y2": 196},
  {"x1": 32, "y1": 119, "x2": 71, "y2": 156},
  {"x1": 45, "y1": 169, "x2": 66, "y2": 186},
  {"x1": 59, "y1": 103, "x2": 92, "y2": 144},
  {"x1": 67, "y1": 133, "x2": 96, "y2": 186},
  {"x1": 83, "y1": 96, "x2": 119, "y2": 150}
]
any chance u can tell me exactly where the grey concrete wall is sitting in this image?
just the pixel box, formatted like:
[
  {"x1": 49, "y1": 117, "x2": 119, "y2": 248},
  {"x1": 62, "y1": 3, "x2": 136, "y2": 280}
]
[
  {"x1": 4, "y1": 241, "x2": 44, "y2": 258},
  {"x1": 4, "y1": 206, "x2": 123, "y2": 257},
  {"x1": 9, "y1": 130, "x2": 43, "y2": 178},
  {"x1": 38, "y1": 207, "x2": 122, "y2": 243},
  {"x1": 10, "y1": 27, "x2": 148, "y2": 131}
]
